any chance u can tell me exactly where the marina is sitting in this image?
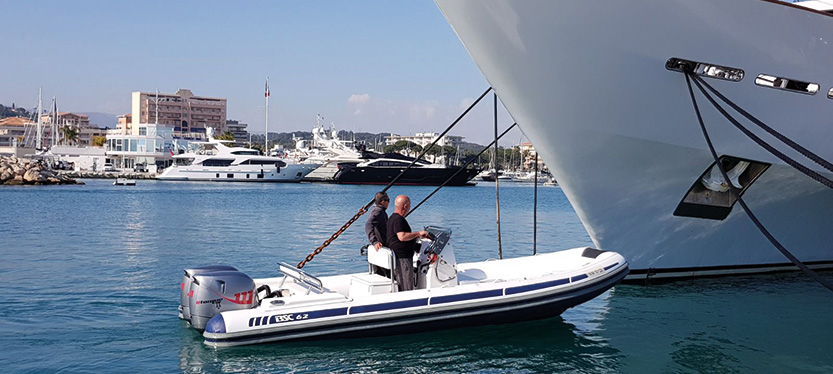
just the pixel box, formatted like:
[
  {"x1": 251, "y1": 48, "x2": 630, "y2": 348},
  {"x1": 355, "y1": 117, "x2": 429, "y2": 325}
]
[
  {"x1": 1, "y1": 180, "x2": 831, "y2": 372},
  {"x1": 3, "y1": 1, "x2": 833, "y2": 372}
]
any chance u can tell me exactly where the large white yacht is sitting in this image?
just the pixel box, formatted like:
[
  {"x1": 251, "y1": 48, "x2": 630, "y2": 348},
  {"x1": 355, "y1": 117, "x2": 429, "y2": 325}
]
[
  {"x1": 290, "y1": 118, "x2": 366, "y2": 181},
  {"x1": 158, "y1": 129, "x2": 319, "y2": 182},
  {"x1": 437, "y1": 0, "x2": 833, "y2": 280}
]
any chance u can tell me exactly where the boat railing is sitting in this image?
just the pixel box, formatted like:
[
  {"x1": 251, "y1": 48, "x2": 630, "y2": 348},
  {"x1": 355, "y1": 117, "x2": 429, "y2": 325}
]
[{"x1": 277, "y1": 262, "x2": 324, "y2": 295}]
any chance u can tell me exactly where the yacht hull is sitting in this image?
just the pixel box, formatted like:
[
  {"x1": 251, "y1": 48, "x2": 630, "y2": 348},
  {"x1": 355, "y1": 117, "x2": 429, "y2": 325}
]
[
  {"x1": 333, "y1": 165, "x2": 479, "y2": 186},
  {"x1": 437, "y1": 0, "x2": 833, "y2": 279},
  {"x1": 158, "y1": 164, "x2": 318, "y2": 182}
]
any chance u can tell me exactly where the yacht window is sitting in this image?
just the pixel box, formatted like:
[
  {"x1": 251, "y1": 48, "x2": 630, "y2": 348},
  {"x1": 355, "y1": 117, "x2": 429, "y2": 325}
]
[
  {"x1": 202, "y1": 158, "x2": 234, "y2": 167},
  {"x1": 755, "y1": 74, "x2": 819, "y2": 95},
  {"x1": 227, "y1": 173, "x2": 234, "y2": 178},
  {"x1": 232, "y1": 150, "x2": 260, "y2": 155},
  {"x1": 248, "y1": 159, "x2": 282, "y2": 165},
  {"x1": 828, "y1": 87, "x2": 833, "y2": 99}
]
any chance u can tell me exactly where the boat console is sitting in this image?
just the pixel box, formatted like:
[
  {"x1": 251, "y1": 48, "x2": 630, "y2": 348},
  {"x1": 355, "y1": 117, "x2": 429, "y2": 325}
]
[
  {"x1": 416, "y1": 226, "x2": 458, "y2": 289},
  {"x1": 349, "y1": 226, "x2": 458, "y2": 297}
]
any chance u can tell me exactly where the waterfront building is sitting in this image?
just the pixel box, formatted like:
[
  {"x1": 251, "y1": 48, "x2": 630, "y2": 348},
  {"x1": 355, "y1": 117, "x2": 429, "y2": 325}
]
[
  {"x1": 132, "y1": 89, "x2": 227, "y2": 136},
  {"x1": 226, "y1": 119, "x2": 249, "y2": 145},
  {"x1": 116, "y1": 113, "x2": 132, "y2": 134},
  {"x1": 37, "y1": 112, "x2": 108, "y2": 147},
  {"x1": 105, "y1": 123, "x2": 176, "y2": 172},
  {"x1": 385, "y1": 132, "x2": 464, "y2": 148},
  {"x1": 518, "y1": 142, "x2": 546, "y2": 171},
  {"x1": 0, "y1": 117, "x2": 28, "y2": 147}
]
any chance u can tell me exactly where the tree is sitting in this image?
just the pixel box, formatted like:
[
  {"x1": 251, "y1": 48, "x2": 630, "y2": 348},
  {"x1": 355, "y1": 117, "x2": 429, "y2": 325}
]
[
  {"x1": 92, "y1": 136, "x2": 106, "y2": 147},
  {"x1": 60, "y1": 125, "x2": 79, "y2": 145},
  {"x1": 215, "y1": 131, "x2": 235, "y2": 141}
]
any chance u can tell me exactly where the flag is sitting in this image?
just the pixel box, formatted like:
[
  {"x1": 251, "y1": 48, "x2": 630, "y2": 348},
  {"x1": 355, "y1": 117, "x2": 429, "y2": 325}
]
[{"x1": 265, "y1": 78, "x2": 270, "y2": 98}]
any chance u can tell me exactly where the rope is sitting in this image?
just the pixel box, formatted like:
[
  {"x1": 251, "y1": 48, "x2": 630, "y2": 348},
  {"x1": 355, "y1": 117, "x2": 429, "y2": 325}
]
[
  {"x1": 684, "y1": 72, "x2": 833, "y2": 292},
  {"x1": 689, "y1": 76, "x2": 833, "y2": 189},
  {"x1": 693, "y1": 74, "x2": 833, "y2": 174},
  {"x1": 296, "y1": 87, "x2": 493, "y2": 269},
  {"x1": 408, "y1": 122, "x2": 518, "y2": 216}
]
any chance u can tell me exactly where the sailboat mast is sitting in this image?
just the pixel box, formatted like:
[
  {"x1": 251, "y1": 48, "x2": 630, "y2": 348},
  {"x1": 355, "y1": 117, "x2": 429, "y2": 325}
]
[
  {"x1": 36, "y1": 88, "x2": 43, "y2": 150},
  {"x1": 51, "y1": 96, "x2": 58, "y2": 148},
  {"x1": 265, "y1": 77, "x2": 270, "y2": 155}
]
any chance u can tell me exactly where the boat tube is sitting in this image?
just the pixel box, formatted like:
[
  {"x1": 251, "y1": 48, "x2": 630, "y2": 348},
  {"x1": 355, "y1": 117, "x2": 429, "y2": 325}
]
[{"x1": 179, "y1": 226, "x2": 628, "y2": 347}]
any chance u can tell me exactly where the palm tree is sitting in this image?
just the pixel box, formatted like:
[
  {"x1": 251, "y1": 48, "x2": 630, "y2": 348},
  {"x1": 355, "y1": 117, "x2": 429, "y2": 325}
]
[{"x1": 60, "y1": 125, "x2": 79, "y2": 145}]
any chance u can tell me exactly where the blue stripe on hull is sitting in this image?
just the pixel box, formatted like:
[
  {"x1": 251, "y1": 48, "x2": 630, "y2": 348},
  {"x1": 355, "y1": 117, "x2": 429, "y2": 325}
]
[
  {"x1": 431, "y1": 289, "x2": 503, "y2": 304},
  {"x1": 205, "y1": 267, "x2": 628, "y2": 346}
]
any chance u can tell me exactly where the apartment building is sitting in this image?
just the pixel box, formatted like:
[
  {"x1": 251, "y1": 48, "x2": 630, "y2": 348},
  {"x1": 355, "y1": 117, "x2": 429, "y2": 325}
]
[
  {"x1": 131, "y1": 89, "x2": 227, "y2": 136},
  {"x1": 226, "y1": 119, "x2": 249, "y2": 145}
]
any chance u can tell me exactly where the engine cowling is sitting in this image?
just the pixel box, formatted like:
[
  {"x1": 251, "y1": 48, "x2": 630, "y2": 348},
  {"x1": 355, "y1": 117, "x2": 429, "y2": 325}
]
[
  {"x1": 180, "y1": 265, "x2": 237, "y2": 321},
  {"x1": 188, "y1": 270, "x2": 257, "y2": 330}
]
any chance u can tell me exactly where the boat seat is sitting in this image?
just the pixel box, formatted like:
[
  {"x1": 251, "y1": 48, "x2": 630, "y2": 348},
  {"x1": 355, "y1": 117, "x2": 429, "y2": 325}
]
[
  {"x1": 367, "y1": 247, "x2": 394, "y2": 273},
  {"x1": 350, "y1": 247, "x2": 396, "y2": 297},
  {"x1": 349, "y1": 273, "x2": 395, "y2": 297}
]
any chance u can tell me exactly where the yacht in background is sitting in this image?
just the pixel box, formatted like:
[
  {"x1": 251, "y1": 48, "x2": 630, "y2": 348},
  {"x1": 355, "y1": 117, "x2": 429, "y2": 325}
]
[
  {"x1": 333, "y1": 151, "x2": 479, "y2": 186},
  {"x1": 438, "y1": 0, "x2": 833, "y2": 280},
  {"x1": 158, "y1": 128, "x2": 319, "y2": 182},
  {"x1": 290, "y1": 117, "x2": 366, "y2": 182}
]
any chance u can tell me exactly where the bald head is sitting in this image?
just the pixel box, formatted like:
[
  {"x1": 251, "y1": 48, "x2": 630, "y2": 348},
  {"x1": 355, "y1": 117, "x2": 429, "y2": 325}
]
[{"x1": 394, "y1": 195, "x2": 411, "y2": 215}]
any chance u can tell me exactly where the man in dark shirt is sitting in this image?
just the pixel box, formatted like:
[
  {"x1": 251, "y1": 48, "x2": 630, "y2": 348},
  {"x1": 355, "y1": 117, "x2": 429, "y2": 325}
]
[
  {"x1": 386, "y1": 195, "x2": 430, "y2": 291},
  {"x1": 364, "y1": 192, "x2": 389, "y2": 250}
]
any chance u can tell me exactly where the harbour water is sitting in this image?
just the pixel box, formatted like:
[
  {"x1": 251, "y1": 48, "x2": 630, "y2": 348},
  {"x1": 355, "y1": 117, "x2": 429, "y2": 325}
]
[{"x1": 1, "y1": 180, "x2": 831, "y2": 373}]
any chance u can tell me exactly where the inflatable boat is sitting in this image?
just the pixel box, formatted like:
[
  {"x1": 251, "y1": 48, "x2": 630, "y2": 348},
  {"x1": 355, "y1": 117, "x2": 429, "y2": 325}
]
[{"x1": 179, "y1": 227, "x2": 628, "y2": 347}]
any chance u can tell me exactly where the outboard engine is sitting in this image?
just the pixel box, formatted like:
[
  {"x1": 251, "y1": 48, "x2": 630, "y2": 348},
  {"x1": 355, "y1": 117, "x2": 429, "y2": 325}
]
[
  {"x1": 188, "y1": 270, "x2": 257, "y2": 331},
  {"x1": 180, "y1": 265, "x2": 237, "y2": 321},
  {"x1": 416, "y1": 226, "x2": 458, "y2": 289}
]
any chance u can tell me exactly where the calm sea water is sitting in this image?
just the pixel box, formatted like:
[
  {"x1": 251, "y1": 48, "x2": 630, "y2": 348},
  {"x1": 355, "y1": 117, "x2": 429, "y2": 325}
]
[{"x1": 1, "y1": 180, "x2": 831, "y2": 373}]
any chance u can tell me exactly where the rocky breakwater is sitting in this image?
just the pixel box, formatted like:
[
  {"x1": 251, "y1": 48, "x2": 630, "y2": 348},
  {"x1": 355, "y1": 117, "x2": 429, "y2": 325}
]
[{"x1": 0, "y1": 156, "x2": 83, "y2": 185}]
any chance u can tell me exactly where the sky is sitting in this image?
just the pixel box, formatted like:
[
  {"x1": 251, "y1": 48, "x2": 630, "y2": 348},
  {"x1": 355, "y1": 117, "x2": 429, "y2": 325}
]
[{"x1": 0, "y1": 1, "x2": 521, "y2": 145}]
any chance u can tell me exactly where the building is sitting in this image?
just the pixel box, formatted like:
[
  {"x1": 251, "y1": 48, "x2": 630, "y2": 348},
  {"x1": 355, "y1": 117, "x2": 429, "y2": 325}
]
[
  {"x1": 40, "y1": 112, "x2": 90, "y2": 128},
  {"x1": 116, "y1": 113, "x2": 132, "y2": 134},
  {"x1": 132, "y1": 89, "x2": 227, "y2": 136},
  {"x1": 38, "y1": 112, "x2": 107, "y2": 147},
  {"x1": 385, "y1": 132, "x2": 464, "y2": 148},
  {"x1": 226, "y1": 119, "x2": 249, "y2": 145},
  {"x1": 518, "y1": 142, "x2": 547, "y2": 171},
  {"x1": 104, "y1": 89, "x2": 225, "y2": 172},
  {"x1": 0, "y1": 117, "x2": 28, "y2": 147}
]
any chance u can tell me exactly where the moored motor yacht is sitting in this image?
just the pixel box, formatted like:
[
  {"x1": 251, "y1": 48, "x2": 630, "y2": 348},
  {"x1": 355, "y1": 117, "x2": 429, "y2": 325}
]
[
  {"x1": 158, "y1": 128, "x2": 319, "y2": 182},
  {"x1": 437, "y1": 0, "x2": 833, "y2": 280},
  {"x1": 290, "y1": 118, "x2": 366, "y2": 182},
  {"x1": 179, "y1": 226, "x2": 628, "y2": 346},
  {"x1": 333, "y1": 152, "x2": 480, "y2": 186}
]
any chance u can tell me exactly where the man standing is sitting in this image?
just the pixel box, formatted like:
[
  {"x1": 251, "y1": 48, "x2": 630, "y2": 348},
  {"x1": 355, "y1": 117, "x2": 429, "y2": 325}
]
[
  {"x1": 386, "y1": 195, "x2": 431, "y2": 291},
  {"x1": 365, "y1": 192, "x2": 390, "y2": 278},
  {"x1": 364, "y1": 192, "x2": 390, "y2": 251}
]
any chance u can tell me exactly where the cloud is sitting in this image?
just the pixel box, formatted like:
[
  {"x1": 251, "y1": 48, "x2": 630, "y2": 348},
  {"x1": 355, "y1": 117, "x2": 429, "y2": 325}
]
[
  {"x1": 347, "y1": 93, "x2": 370, "y2": 105},
  {"x1": 459, "y1": 97, "x2": 474, "y2": 110}
]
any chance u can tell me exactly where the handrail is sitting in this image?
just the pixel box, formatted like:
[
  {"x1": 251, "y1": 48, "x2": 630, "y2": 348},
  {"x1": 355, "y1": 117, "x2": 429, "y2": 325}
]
[{"x1": 278, "y1": 262, "x2": 324, "y2": 294}]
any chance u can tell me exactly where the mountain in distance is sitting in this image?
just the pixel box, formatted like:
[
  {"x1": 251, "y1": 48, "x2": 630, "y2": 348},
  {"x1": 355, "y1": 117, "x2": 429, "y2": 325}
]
[{"x1": 80, "y1": 112, "x2": 119, "y2": 128}]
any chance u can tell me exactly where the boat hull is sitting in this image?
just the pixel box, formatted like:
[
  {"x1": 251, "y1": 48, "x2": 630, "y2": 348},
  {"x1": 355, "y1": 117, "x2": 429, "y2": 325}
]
[
  {"x1": 204, "y1": 266, "x2": 626, "y2": 346},
  {"x1": 333, "y1": 165, "x2": 479, "y2": 186},
  {"x1": 200, "y1": 248, "x2": 627, "y2": 347},
  {"x1": 437, "y1": 0, "x2": 833, "y2": 279},
  {"x1": 158, "y1": 163, "x2": 318, "y2": 182}
]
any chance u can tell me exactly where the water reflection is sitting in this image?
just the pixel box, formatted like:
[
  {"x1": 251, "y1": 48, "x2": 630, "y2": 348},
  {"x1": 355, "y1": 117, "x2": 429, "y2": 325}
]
[{"x1": 178, "y1": 316, "x2": 622, "y2": 373}]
